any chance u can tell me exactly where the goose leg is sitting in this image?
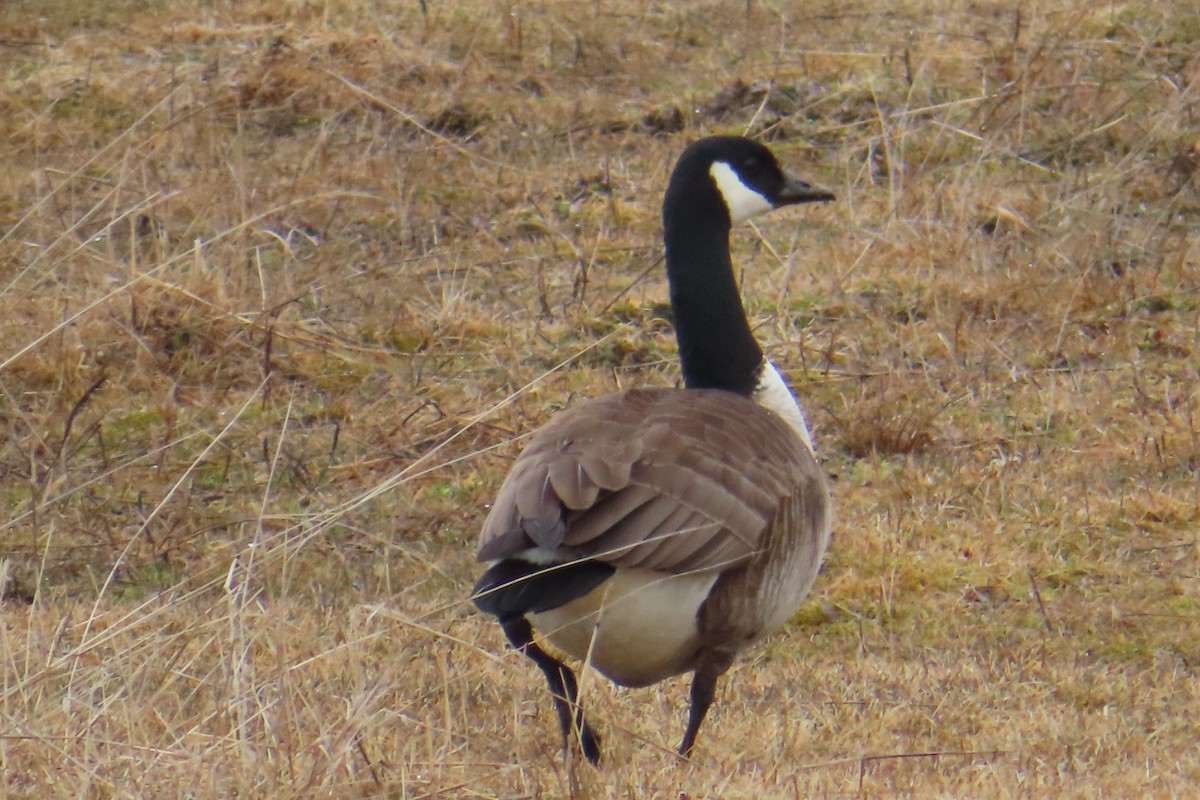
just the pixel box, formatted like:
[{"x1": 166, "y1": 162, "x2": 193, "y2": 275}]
[
  {"x1": 499, "y1": 616, "x2": 602, "y2": 764},
  {"x1": 679, "y1": 651, "x2": 735, "y2": 757}
]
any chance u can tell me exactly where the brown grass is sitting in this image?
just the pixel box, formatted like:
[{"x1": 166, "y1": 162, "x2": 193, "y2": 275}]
[{"x1": 1, "y1": 0, "x2": 1198, "y2": 796}]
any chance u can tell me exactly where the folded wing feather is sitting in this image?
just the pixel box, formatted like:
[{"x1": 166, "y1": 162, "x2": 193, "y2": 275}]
[{"x1": 477, "y1": 387, "x2": 817, "y2": 575}]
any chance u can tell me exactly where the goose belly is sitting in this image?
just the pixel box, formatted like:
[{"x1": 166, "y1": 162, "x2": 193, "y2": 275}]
[{"x1": 528, "y1": 568, "x2": 718, "y2": 688}]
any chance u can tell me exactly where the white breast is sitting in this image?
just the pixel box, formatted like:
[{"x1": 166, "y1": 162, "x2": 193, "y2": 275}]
[
  {"x1": 753, "y1": 360, "x2": 815, "y2": 456},
  {"x1": 529, "y1": 568, "x2": 719, "y2": 688}
]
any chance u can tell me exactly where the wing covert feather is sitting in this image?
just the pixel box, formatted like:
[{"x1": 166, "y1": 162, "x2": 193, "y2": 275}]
[{"x1": 477, "y1": 387, "x2": 823, "y2": 575}]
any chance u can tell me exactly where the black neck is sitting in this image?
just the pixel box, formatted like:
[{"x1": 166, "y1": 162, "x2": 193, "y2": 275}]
[{"x1": 664, "y1": 206, "x2": 764, "y2": 395}]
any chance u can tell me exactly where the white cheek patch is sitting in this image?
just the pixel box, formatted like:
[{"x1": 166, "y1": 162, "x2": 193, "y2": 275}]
[
  {"x1": 709, "y1": 161, "x2": 773, "y2": 224},
  {"x1": 754, "y1": 361, "x2": 816, "y2": 456}
]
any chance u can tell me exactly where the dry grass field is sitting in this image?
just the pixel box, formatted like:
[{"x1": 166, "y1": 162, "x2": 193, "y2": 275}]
[{"x1": 1, "y1": 0, "x2": 1198, "y2": 796}]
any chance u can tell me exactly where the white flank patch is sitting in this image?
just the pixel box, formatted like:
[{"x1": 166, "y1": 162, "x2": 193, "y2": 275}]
[
  {"x1": 509, "y1": 546, "x2": 563, "y2": 566},
  {"x1": 754, "y1": 361, "x2": 816, "y2": 456},
  {"x1": 709, "y1": 161, "x2": 773, "y2": 224},
  {"x1": 529, "y1": 568, "x2": 718, "y2": 688}
]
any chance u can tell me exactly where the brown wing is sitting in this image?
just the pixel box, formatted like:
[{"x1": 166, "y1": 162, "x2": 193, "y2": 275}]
[{"x1": 477, "y1": 387, "x2": 823, "y2": 576}]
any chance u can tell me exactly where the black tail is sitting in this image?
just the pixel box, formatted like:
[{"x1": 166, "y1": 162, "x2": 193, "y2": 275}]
[{"x1": 471, "y1": 558, "x2": 614, "y2": 618}]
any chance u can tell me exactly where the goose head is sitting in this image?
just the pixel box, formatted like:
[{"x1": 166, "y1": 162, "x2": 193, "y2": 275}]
[{"x1": 665, "y1": 136, "x2": 835, "y2": 228}]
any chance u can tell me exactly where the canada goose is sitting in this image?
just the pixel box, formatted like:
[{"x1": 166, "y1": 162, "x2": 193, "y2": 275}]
[{"x1": 472, "y1": 136, "x2": 834, "y2": 763}]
